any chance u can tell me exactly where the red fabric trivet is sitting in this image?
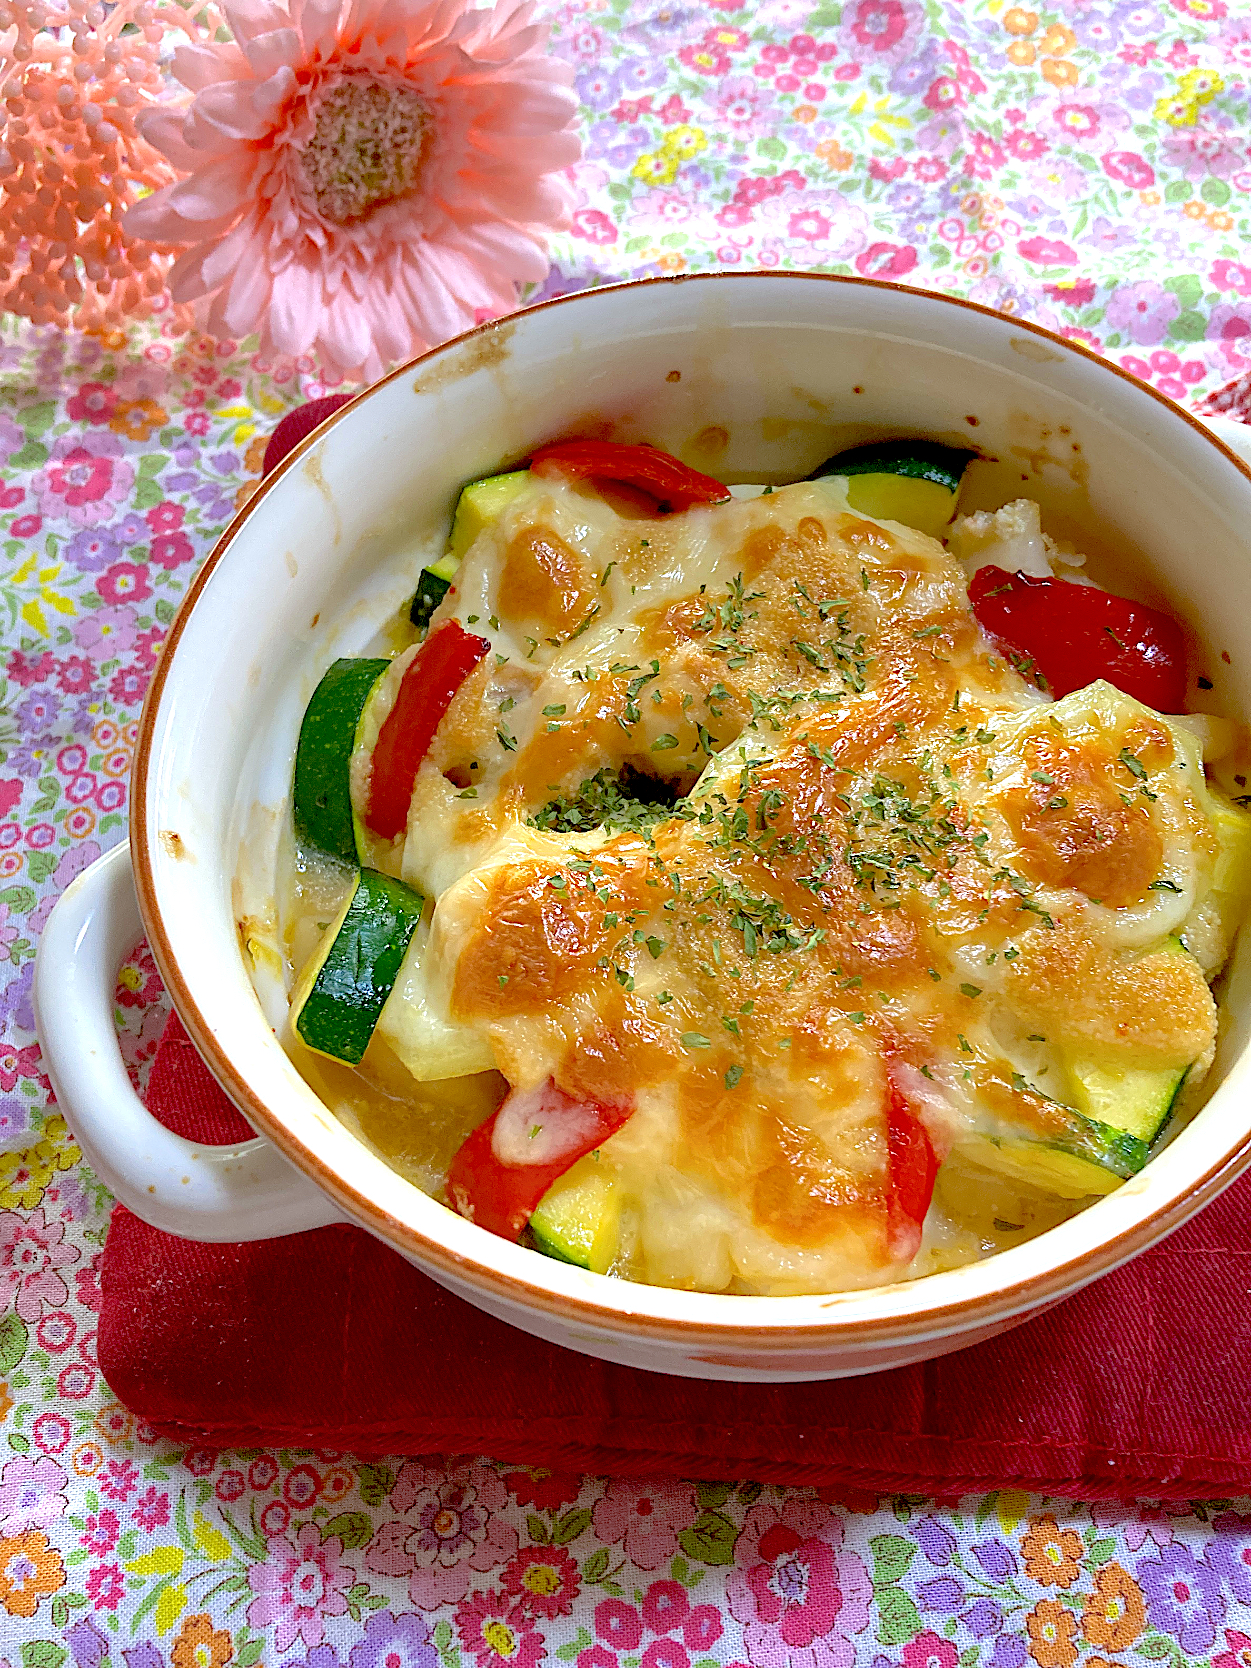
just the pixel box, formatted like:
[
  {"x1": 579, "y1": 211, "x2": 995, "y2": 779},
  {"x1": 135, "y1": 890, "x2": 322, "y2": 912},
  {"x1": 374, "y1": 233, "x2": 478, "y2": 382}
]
[{"x1": 97, "y1": 1012, "x2": 1251, "y2": 1499}]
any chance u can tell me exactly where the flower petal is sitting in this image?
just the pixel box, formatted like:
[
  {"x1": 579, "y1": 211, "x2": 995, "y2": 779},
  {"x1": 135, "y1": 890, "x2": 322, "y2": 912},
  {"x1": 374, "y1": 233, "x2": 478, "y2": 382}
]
[
  {"x1": 124, "y1": 180, "x2": 240, "y2": 245},
  {"x1": 268, "y1": 256, "x2": 322, "y2": 357},
  {"x1": 220, "y1": 242, "x2": 276, "y2": 337},
  {"x1": 223, "y1": 0, "x2": 292, "y2": 44},
  {"x1": 293, "y1": 0, "x2": 344, "y2": 61},
  {"x1": 190, "y1": 80, "x2": 281, "y2": 142},
  {"x1": 251, "y1": 63, "x2": 299, "y2": 118},
  {"x1": 243, "y1": 27, "x2": 303, "y2": 81},
  {"x1": 322, "y1": 280, "x2": 378, "y2": 374},
  {"x1": 135, "y1": 110, "x2": 205, "y2": 171},
  {"x1": 450, "y1": 221, "x2": 548, "y2": 284},
  {"x1": 167, "y1": 154, "x2": 255, "y2": 221},
  {"x1": 171, "y1": 41, "x2": 247, "y2": 92},
  {"x1": 166, "y1": 216, "x2": 260, "y2": 300},
  {"x1": 469, "y1": 125, "x2": 581, "y2": 169}
]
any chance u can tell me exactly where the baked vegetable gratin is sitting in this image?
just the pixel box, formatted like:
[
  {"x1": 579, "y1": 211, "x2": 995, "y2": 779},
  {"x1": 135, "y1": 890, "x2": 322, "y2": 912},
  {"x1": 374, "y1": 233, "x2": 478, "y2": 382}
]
[{"x1": 259, "y1": 435, "x2": 1251, "y2": 1296}]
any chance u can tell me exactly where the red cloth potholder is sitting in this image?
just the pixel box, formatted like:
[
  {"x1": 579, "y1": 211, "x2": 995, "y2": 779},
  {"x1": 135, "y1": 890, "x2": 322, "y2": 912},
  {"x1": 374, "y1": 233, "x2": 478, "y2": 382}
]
[{"x1": 97, "y1": 1011, "x2": 1251, "y2": 1498}]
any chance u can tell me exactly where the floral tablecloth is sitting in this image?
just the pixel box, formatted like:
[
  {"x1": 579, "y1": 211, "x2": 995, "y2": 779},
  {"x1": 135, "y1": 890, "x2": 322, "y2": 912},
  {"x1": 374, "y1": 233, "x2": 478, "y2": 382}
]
[{"x1": 5, "y1": 0, "x2": 1251, "y2": 1661}]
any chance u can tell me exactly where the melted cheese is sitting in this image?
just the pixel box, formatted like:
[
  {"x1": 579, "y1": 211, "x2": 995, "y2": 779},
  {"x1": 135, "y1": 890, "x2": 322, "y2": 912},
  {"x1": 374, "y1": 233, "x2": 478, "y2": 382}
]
[{"x1": 329, "y1": 476, "x2": 1243, "y2": 1296}]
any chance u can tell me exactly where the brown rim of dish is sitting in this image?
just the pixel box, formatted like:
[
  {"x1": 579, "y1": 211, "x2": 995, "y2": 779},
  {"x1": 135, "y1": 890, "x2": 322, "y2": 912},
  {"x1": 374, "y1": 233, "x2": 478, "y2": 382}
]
[{"x1": 130, "y1": 270, "x2": 1251, "y2": 1348}]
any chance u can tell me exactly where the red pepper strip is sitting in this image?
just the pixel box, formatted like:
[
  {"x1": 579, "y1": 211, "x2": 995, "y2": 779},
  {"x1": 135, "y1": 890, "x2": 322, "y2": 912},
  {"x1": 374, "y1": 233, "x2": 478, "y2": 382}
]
[
  {"x1": 529, "y1": 439, "x2": 732, "y2": 512},
  {"x1": 447, "y1": 1078, "x2": 634, "y2": 1241},
  {"x1": 968, "y1": 565, "x2": 1187, "y2": 711},
  {"x1": 886, "y1": 1073, "x2": 939, "y2": 1264},
  {"x1": 365, "y1": 619, "x2": 490, "y2": 840}
]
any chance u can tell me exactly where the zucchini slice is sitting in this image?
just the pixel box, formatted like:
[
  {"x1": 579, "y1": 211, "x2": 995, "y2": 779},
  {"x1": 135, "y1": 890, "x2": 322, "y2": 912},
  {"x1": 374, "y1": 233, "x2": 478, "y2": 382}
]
[
  {"x1": 1061, "y1": 937, "x2": 1194, "y2": 1149},
  {"x1": 958, "y1": 1064, "x2": 1153, "y2": 1201},
  {"x1": 409, "y1": 470, "x2": 533, "y2": 632},
  {"x1": 962, "y1": 1111, "x2": 1148, "y2": 1201},
  {"x1": 291, "y1": 869, "x2": 425, "y2": 1066},
  {"x1": 529, "y1": 1161, "x2": 621, "y2": 1272},
  {"x1": 409, "y1": 552, "x2": 459, "y2": 634},
  {"x1": 294, "y1": 657, "x2": 390, "y2": 864},
  {"x1": 811, "y1": 440, "x2": 976, "y2": 539},
  {"x1": 1064, "y1": 1057, "x2": 1187, "y2": 1147}
]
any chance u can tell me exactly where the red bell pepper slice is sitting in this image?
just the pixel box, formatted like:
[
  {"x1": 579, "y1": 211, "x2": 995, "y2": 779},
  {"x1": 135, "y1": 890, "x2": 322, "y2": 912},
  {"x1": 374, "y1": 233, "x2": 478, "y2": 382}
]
[
  {"x1": 448, "y1": 1078, "x2": 634, "y2": 1241},
  {"x1": 968, "y1": 565, "x2": 1187, "y2": 711},
  {"x1": 529, "y1": 439, "x2": 732, "y2": 512},
  {"x1": 366, "y1": 619, "x2": 490, "y2": 841},
  {"x1": 886, "y1": 1072, "x2": 939, "y2": 1264}
]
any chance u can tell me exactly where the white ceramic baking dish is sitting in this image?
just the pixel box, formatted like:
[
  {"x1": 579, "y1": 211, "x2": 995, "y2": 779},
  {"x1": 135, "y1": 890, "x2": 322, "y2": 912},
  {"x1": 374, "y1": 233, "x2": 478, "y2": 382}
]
[{"x1": 34, "y1": 273, "x2": 1251, "y2": 1380}]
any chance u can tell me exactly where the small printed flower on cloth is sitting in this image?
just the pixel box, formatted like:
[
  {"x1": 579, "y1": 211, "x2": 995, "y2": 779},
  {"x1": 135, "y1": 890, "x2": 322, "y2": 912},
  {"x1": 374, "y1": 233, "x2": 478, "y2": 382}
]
[{"x1": 128, "y1": 0, "x2": 581, "y2": 381}]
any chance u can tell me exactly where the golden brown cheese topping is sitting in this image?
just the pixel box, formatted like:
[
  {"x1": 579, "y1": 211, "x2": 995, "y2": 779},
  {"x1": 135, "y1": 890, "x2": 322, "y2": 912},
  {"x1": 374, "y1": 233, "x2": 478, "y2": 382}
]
[{"x1": 357, "y1": 476, "x2": 1236, "y2": 1295}]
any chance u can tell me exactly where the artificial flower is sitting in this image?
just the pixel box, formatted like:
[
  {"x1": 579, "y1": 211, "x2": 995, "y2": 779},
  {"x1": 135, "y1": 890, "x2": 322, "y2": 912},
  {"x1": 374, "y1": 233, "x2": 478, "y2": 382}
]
[
  {"x1": 128, "y1": 0, "x2": 580, "y2": 381},
  {"x1": 0, "y1": 0, "x2": 224, "y2": 329}
]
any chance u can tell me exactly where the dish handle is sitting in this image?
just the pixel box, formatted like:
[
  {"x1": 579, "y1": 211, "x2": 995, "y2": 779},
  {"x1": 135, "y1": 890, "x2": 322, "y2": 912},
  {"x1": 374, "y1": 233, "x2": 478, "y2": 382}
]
[{"x1": 34, "y1": 839, "x2": 344, "y2": 1242}]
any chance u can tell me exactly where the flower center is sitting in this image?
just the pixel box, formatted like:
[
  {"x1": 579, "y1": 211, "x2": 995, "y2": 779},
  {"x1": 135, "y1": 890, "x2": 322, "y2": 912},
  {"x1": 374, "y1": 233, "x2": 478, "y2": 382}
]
[
  {"x1": 483, "y1": 1621, "x2": 517, "y2": 1658},
  {"x1": 299, "y1": 77, "x2": 430, "y2": 225},
  {"x1": 524, "y1": 1564, "x2": 561, "y2": 1596},
  {"x1": 6, "y1": 1553, "x2": 36, "y2": 1587},
  {"x1": 292, "y1": 1559, "x2": 325, "y2": 1608},
  {"x1": 770, "y1": 1554, "x2": 810, "y2": 1605},
  {"x1": 432, "y1": 1509, "x2": 460, "y2": 1538}
]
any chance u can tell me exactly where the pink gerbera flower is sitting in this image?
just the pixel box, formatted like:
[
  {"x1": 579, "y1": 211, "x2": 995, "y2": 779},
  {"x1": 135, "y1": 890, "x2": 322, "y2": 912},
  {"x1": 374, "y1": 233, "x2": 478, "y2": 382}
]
[{"x1": 127, "y1": 0, "x2": 580, "y2": 381}]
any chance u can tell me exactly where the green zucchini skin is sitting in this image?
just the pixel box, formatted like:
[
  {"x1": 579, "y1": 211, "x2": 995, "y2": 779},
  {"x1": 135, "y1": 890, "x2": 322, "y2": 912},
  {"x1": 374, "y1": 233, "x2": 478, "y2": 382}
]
[
  {"x1": 293, "y1": 657, "x2": 390, "y2": 863},
  {"x1": 528, "y1": 1168, "x2": 620, "y2": 1272},
  {"x1": 294, "y1": 869, "x2": 425, "y2": 1066},
  {"x1": 409, "y1": 472, "x2": 533, "y2": 632},
  {"x1": 409, "y1": 568, "x2": 453, "y2": 632},
  {"x1": 809, "y1": 439, "x2": 977, "y2": 491}
]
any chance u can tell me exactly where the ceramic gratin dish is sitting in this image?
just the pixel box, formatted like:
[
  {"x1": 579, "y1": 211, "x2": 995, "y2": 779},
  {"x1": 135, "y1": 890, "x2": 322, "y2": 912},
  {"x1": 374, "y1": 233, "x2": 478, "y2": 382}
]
[{"x1": 34, "y1": 273, "x2": 1251, "y2": 1382}]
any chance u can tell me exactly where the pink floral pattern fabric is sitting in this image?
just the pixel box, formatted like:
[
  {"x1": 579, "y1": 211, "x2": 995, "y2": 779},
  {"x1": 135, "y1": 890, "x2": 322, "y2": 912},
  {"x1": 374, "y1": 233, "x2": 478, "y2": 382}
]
[{"x1": 3, "y1": 0, "x2": 1251, "y2": 1658}]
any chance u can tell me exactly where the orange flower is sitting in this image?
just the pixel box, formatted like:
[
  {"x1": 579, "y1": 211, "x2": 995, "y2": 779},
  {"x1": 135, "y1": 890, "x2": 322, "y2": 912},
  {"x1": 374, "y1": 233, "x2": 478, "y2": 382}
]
[
  {"x1": 816, "y1": 139, "x2": 855, "y2": 171},
  {"x1": 1140, "y1": 189, "x2": 1162, "y2": 205},
  {"x1": 0, "y1": 1384, "x2": 12, "y2": 1423},
  {"x1": 243, "y1": 434, "x2": 269, "y2": 476},
  {"x1": 656, "y1": 253, "x2": 687, "y2": 273},
  {"x1": 1004, "y1": 6, "x2": 1038, "y2": 33},
  {"x1": 1039, "y1": 23, "x2": 1076, "y2": 54},
  {"x1": 94, "y1": 1401, "x2": 135, "y2": 1447},
  {"x1": 1210, "y1": 210, "x2": 1235, "y2": 231},
  {"x1": 72, "y1": 1441, "x2": 103, "y2": 1477},
  {"x1": 1184, "y1": 199, "x2": 1209, "y2": 220},
  {"x1": 321, "y1": 1465, "x2": 354, "y2": 1504},
  {"x1": 171, "y1": 1612, "x2": 235, "y2": 1668},
  {"x1": 794, "y1": 104, "x2": 818, "y2": 123},
  {"x1": 1082, "y1": 1563, "x2": 1145, "y2": 1652},
  {"x1": 1027, "y1": 1599, "x2": 1079, "y2": 1668},
  {"x1": 1007, "y1": 40, "x2": 1036, "y2": 64},
  {"x1": 0, "y1": 1531, "x2": 66, "y2": 1619},
  {"x1": 1022, "y1": 1515, "x2": 1084, "y2": 1588},
  {"x1": 110, "y1": 398, "x2": 169, "y2": 442},
  {"x1": 1041, "y1": 57, "x2": 1079, "y2": 86}
]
